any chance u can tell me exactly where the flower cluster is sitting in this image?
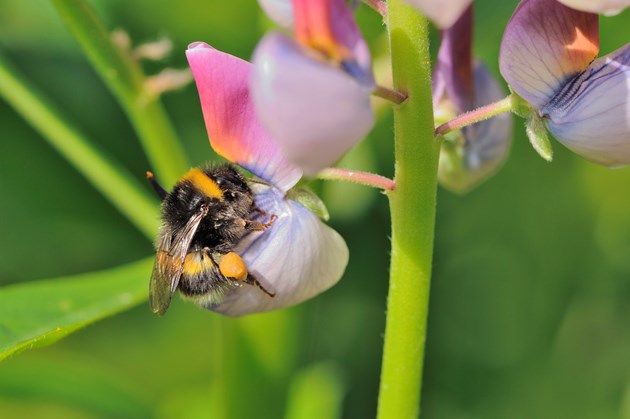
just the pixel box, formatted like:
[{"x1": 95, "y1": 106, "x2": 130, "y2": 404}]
[{"x1": 178, "y1": 0, "x2": 630, "y2": 315}]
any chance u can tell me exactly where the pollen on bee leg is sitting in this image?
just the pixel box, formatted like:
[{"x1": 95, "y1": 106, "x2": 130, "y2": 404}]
[{"x1": 218, "y1": 252, "x2": 248, "y2": 281}]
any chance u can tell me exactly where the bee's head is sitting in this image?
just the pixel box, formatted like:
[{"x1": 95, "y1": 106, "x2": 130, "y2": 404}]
[{"x1": 211, "y1": 165, "x2": 251, "y2": 200}]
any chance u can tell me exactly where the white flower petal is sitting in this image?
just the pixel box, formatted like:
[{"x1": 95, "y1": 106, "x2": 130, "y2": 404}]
[
  {"x1": 251, "y1": 32, "x2": 374, "y2": 175},
  {"x1": 257, "y1": 0, "x2": 293, "y2": 28},
  {"x1": 557, "y1": 0, "x2": 630, "y2": 15},
  {"x1": 403, "y1": 0, "x2": 472, "y2": 28},
  {"x1": 207, "y1": 184, "x2": 349, "y2": 316}
]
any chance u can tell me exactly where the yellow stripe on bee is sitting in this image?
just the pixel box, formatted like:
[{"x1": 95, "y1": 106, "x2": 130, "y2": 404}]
[
  {"x1": 182, "y1": 168, "x2": 223, "y2": 199},
  {"x1": 182, "y1": 253, "x2": 212, "y2": 276}
]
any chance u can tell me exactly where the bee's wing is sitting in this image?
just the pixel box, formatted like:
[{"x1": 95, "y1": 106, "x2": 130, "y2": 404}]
[{"x1": 149, "y1": 205, "x2": 208, "y2": 315}]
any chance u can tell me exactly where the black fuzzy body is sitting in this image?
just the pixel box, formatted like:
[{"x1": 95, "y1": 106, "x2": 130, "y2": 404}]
[{"x1": 161, "y1": 164, "x2": 256, "y2": 253}]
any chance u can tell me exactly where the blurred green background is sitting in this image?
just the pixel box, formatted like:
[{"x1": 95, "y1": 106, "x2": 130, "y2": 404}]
[{"x1": 1, "y1": 0, "x2": 630, "y2": 418}]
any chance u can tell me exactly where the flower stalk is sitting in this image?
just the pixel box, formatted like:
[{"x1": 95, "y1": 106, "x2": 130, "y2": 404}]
[
  {"x1": 373, "y1": 84, "x2": 408, "y2": 105},
  {"x1": 435, "y1": 94, "x2": 514, "y2": 135},
  {"x1": 316, "y1": 167, "x2": 396, "y2": 190},
  {"x1": 377, "y1": 1, "x2": 439, "y2": 418}
]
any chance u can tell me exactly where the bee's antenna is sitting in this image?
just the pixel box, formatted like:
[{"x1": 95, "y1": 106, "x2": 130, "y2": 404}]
[{"x1": 146, "y1": 171, "x2": 168, "y2": 200}]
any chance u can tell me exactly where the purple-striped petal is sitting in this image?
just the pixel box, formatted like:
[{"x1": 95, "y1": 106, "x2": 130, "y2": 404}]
[
  {"x1": 557, "y1": 0, "x2": 630, "y2": 15},
  {"x1": 186, "y1": 42, "x2": 302, "y2": 192},
  {"x1": 251, "y1": 32, "x2": 374, "y2": 175},
  {"x1": 258, "y1": 0, "x2": 293, "y2": 28},
  {"x1": 403, "y1": 0, "x2": 472, "y2": 29},
  {"x1": 206, "y1": 184, "x2": 349, "y2": 316},
  {"x1": 438, "y1": 63, "x2": 513, "y2": 192},
  {"x1": 542, "y1": 43, "x2": 630, "y2": 167},
  {"x1": 499, "y1": 0, "x2": 599, "y2": 110}
]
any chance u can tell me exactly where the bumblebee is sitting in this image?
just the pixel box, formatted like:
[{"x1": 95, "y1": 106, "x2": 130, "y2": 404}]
[{"x1": 147, "y1": 165, "x2": 275, "y2": 316}]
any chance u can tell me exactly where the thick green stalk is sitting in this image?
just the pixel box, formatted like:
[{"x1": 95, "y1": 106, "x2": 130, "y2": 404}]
[
  {"x1": 51, "y1": 0, "x2": 189, "y2": 186},
  {"x1": 377, "y1": 2, "x2": 439, "y2": 418},
  {"x1": 0, "y1": 52, "x2": 159, "y2": 239}
]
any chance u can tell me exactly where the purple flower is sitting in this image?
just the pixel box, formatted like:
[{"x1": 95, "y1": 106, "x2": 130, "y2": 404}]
[
  {"x1": 500, "y1": 0, "x2": 630, "y2": 166},
  {"x1": 434, "y1": 7, "x2": 512, "y2": 192},
  {"x1": 186, "y1": 42, "x2": 348, "y2": 316},
  {"x1": 250, "y1": 0, "x2": 375, "y2": 175}
]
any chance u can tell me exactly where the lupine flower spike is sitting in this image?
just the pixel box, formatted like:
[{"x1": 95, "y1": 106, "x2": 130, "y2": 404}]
[
  {"x1": 500, "y1": 0, "x2": 630, "y2": 166},
  {"x1": 186, "y1": 42, "x2": 349, "y2": 316},
  {"x1": 251, "y1": 0, "x2": 375, "y2": 175},
  {"x1": 433, "y1": 6, "x2": 512, "y2": 192}
]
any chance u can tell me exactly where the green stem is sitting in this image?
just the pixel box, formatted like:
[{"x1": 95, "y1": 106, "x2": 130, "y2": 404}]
[
  {"x1": 435, "y1": 95, "x2": 514, "y2": 136},
  {"x1": 51, "y1": 0, "x2": 189, "y2": 186},
  {"x1": 377, "y1": 2, "x2": 439, "y2": 419},
  {"x1": 0, "y1": 52, "x2": 159, "y2": 240}
]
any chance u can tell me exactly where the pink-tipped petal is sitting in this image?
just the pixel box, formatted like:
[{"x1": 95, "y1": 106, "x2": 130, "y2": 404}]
[
  {"x1": 439, "y1": 63, "x2": 513, "y2": 192},
  {"x1": 403, "y1": 0, "x2": 472, "y2": 29},
  {"x1": 557, "y1": 0, "x2": 630, "y2": 15},
  {"x1": 292, "y1": 0, "x2": 374, "y2": 88},
  {"x1": 543, "y1": 43, "x2": 630, "y2": 167},
  {"x1": 258, "y1": 0, "x2": 294, "y2": 28},
  {"x1": 186, "y1": 42, "x2": 302, "y2": 192},
  {"x1": 208, "y1": 184, "x2": 349, "y2": 316},
  {"x1": 251, "y1": 32, "x2": 374, "y2": 175},
  {"x1": 499, "y1": 0, "x2": 599, "y2": 110}
]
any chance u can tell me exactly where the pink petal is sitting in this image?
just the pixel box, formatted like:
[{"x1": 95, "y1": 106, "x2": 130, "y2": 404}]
[
  {"x1": 543, "y1": 43, "x2": 630, "y2": 166},
  {"x1": 499, "y1": 0, "x2": 599, "y2": 110},
  {"x1": 206, "y1": 184, "x2": 349, "y2": 316},
  {"x1": 557, "y1": 0, "x2": 630, "y2": 15},
  {"x1": 186, "y1": 42, "x2": 302, "y2": 192},
  {"x1": 251, "y1": 32, "x2": 374, "y2": 175},
  {"x1": 403, "y1": 0, "x2": 472, "y2": 29}
]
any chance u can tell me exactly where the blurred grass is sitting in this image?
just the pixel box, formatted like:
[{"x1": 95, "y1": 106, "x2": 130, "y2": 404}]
[{"x1": 0, "y1": 0, "x2": 629, "y2": 418}]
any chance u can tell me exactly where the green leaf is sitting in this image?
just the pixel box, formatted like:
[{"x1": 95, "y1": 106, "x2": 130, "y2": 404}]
[{"x1": 0, "y1": 258, "x2": 153, "y2": 361}]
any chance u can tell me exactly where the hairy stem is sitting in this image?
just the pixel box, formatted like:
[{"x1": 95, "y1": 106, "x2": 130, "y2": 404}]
[
  {"x1": 51, "y1": 0, "x2": 189, "y2": 186},
  {"x1": 377, "y1": 1, "x2": 439, "y2": 418},
  {"x1": 316, "y1": 167, "x2": 396, "y2": 190},
  {"x1": 435, "y1": 95, "x2": 514, "y2": 135}
]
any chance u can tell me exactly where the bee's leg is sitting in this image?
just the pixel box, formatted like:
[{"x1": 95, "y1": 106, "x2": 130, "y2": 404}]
[
  {"x1": 245, "y1": 273, "x2": 276, "y2": 297},
  {"x1": 146, "y1": 171, "x2": 168, "y2": 200},
  {"x1": 243, "y1": 214, "x2": 277, "y2": 231}
]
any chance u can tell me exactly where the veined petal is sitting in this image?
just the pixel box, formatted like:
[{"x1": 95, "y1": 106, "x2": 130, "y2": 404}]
[
  {"x1": 292, "y1": 0, "x2": 374, "y2": 88},
  {"x1": 251, "y1": 32, "x2": 374, "y2": 175},
  {"x1": 258, "y1": 0, "x2": 294, "y2": 28},
  {"x1": 186, "y1": 42, "x2": 302, "y2": 192},
  {"x1": 433, "y1": 5, "x2": 474, "y2": 112},
  {"x1": 557, "y1": 0, "x2": 630, "y2": 15},
  {"x1": 402, "y1": 0, "x2": 472, "y2": 29},
  {"x1": 499, "y1": 0, "x2": 599, "y2": 110},
  {"x1": 208, "y1": 184, "x2": 349, "y2": 316},
  {"x1": 438, "y1": 63, "x2": 513, "y2": 192},
  {"x1": 542, "y1": 43, "x2": 630, "y2": 166}
]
